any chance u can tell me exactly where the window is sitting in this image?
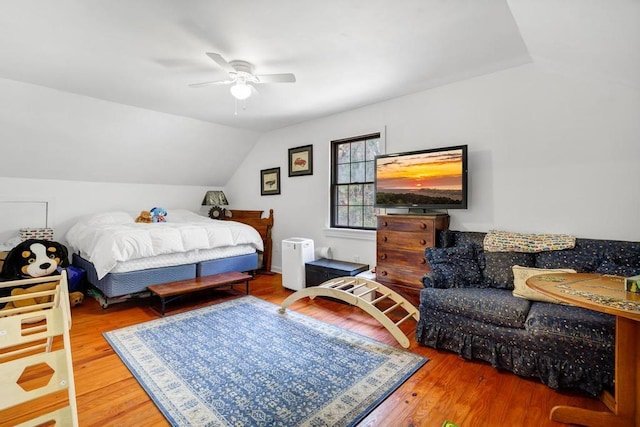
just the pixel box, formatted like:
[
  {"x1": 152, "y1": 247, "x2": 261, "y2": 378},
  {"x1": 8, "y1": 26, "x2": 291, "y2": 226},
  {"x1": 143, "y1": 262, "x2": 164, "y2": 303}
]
[{"x1": 331, "y1": 133, "x2": 383, "y2": 230}]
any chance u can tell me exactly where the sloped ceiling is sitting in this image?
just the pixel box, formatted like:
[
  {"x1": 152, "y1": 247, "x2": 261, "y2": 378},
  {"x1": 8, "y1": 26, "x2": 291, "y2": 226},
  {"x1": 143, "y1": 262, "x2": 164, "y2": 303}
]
[
  {"x1": 1, "y1": 1, "x2": 637, "y2": 133},
  {"x1": 0, "y1": 0, "x2": 534, "y2": 132},
  {"x1": 509, "y1": 0, "x2": 639, "y2": 90},
  {"x1": 0, "y1": 1, "x2": 637, "y2": 187}
]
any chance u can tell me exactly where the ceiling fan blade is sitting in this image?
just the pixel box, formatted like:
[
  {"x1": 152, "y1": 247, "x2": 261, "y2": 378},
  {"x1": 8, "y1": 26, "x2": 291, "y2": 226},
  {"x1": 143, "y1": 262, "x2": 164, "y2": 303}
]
[
  {"x1": 255, "y1": 73, "x2": 296, "y2": 84},
  {"x1": 205, "y1": 52, "x2": 235, "y2": 74},
  {"x1": 189, "y1": 79, "x2": 234, "y2": 88}
]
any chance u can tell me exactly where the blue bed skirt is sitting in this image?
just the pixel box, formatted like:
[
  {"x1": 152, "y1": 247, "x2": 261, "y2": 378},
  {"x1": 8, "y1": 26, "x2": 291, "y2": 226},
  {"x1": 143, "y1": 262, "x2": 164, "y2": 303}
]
[{"x1": 73, "y1": 252, "x2": 258, "y2": 298}]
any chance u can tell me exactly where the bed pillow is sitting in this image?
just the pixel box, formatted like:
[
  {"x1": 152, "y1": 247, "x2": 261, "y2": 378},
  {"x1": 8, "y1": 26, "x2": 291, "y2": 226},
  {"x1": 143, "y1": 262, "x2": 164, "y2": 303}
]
[
  {"x1": 85, "y1": 211, "x2": 134, "y2": 226},
  {"x1": 425, "y1": 245, "x2": 482, "y2": 288},
  {"x1": 512, "y1": 265, "x2": 576, "y2": 304},
  {"x1": 166, "y1": 209, "x2": 209, "y2": 223}
]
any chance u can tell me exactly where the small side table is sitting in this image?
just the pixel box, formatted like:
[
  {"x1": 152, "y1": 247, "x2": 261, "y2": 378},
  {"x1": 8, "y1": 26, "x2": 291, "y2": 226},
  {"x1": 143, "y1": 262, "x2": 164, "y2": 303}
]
[
  {"x1": 305, "y1": 259, "x2": 369, "y2": 288},
  {"x1": 527, "y1": 273, "x2": 640, "y2": 427}
]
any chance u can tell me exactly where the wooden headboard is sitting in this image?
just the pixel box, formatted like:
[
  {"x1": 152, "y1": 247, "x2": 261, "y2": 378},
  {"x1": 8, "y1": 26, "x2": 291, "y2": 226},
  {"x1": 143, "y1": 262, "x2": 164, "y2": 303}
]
[{"x1": 223, "y1": 209, "x2": 274, "y2": 273}]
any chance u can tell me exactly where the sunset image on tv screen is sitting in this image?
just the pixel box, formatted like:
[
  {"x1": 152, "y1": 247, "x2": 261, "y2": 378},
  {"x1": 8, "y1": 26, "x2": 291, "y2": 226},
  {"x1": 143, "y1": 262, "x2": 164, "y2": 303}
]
[{"x1": 376, "y1": 148, "x2": 464, "y2": 206}]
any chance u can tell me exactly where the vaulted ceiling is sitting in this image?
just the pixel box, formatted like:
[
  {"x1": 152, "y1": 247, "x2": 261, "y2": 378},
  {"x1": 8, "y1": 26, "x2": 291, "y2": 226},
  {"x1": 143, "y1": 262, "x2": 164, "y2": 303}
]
[{"x1": 2, "y1": 1, "x2": 636, "y2": 133}]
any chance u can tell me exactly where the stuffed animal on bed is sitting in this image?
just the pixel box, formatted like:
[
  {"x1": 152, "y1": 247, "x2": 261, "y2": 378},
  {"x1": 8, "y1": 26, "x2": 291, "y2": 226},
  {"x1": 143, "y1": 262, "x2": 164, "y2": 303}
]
[
  {"x1": 0, "y1": 239, "x2": 84, "y2": 309},
  {"x1": 135, "y1": 210, "x2": 153, "y2": 223},
  {"x1": 150, "y1": 207, "x2": 167, "y2": 223}
]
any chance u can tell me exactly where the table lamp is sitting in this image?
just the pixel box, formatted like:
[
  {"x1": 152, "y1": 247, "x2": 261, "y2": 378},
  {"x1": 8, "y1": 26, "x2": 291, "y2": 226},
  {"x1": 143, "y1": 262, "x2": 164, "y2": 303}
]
[{"x1": 201, "y1": 191, "x2": 229, "y2": 219}]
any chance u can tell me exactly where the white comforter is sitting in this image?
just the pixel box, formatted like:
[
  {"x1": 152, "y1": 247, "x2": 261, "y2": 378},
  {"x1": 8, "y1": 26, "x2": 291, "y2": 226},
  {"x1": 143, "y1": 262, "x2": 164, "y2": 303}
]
[{"x1": 65, "y1": 210, "x2": 263, "y2": 279}]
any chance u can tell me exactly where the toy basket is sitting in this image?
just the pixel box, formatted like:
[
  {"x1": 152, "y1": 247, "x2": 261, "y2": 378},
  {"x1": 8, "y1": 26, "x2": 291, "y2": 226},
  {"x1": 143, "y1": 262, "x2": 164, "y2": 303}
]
[{"x1": 19, "y1": 228, "x2": 54, "y2": 241}]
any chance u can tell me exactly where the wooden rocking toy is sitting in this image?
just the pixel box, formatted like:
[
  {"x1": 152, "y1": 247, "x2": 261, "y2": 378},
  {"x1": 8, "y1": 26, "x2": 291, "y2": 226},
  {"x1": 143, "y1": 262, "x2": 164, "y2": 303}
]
[{"x1": 279, "y1": 276, "x2": 419, "y2": 348}]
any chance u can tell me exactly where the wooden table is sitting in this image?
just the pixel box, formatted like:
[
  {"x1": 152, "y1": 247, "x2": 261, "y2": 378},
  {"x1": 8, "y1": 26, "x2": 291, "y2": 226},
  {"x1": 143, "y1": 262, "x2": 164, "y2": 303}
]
[
  {"x1": 148, "y1": 271, "x2": 252, "y2": 316},
  {"x1": 527, "y1": 273, "x2": 640, "y2": 427}
]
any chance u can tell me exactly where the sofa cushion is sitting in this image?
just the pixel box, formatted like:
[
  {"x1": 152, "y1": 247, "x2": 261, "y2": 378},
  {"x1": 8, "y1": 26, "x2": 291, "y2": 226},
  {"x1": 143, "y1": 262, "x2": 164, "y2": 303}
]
[
  {"x1": 483, "y1": 252, "x2": 535, "y2": 289},
  {"x1": 511, "y1": 265, "x2": 576, "y2": 303},
  {"x1": 425, "y1": 245, "x2": 482, "y2": 288},
  {"x1": 421, "y1": 287, "x2": 531, "y2": 329},
  {"x1": 603, "y1": 240, "x2": 640, "y2": 267},
  {"x1": 535, "y1": 239, "x2": 605, "y2": 272},
  {"x1": 595, "y1": 260, "x2": 640, "y2": 277},
  {"x1": 525, "y1": 302, "x2": 615, "y2": 348}
]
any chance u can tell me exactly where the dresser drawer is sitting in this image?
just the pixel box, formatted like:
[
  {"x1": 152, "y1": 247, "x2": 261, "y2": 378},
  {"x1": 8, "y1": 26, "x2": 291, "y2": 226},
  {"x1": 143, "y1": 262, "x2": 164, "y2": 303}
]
[
  {"x1": 378, "y1": 216, "x2": 436, "y2": 232},
  {"x1": 376, "y1": 264, "x2": 426, "y2": 290},
  {"x1": 377, "y1": 248, "x2": 428, "y2": 269},
  {"x1": 375, "y1": 214, "x2": 449, "y2": 307},
  {"x1": 377, "y1": 231, "x2": 434, "y2": 251}
]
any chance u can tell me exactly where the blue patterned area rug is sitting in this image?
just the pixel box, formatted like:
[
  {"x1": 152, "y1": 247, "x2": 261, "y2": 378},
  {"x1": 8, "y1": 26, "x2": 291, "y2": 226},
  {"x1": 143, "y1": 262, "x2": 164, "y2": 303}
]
[{"x1": 104, "y1": 296, "x2": 427, "y2": 426}]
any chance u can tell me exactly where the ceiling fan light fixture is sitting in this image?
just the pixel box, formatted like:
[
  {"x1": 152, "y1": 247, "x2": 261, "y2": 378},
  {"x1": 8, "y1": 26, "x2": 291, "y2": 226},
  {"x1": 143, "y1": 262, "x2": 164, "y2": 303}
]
[{"x1": 230, "y1": 82, "x2": 251, "y2": 100}]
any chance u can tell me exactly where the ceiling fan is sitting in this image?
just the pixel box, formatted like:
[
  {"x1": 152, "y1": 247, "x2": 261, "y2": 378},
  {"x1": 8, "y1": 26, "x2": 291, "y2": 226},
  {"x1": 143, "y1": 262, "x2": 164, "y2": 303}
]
[{"x1": 189, "y1": 52, "x2": 296, "y2": 100}]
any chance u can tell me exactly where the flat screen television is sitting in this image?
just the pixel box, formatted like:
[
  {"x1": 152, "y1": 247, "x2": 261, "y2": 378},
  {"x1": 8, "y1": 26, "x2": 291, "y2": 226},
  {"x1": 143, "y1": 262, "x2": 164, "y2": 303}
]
[{"x1": 375, "y1": 144, "x2": 468, "y2": 212}]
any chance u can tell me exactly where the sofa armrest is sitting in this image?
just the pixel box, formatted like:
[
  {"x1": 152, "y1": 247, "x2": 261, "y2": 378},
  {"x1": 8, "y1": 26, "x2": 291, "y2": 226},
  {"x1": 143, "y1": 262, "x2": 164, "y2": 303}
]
[{"x1": 422, "y1": 271, "x2": 448, "y2": 288}]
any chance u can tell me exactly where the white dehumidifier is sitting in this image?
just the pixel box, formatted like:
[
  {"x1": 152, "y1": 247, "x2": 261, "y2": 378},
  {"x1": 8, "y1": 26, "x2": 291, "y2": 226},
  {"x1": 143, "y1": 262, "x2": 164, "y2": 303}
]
[{"x1": 281, "y1": 238, "x2": 315, "y2": 291}]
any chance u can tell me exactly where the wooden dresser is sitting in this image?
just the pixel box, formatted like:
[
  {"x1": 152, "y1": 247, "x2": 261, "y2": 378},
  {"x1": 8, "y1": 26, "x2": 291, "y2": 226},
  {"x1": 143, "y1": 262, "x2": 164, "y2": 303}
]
[{"x1": 376, "y1": 214, "x2": 450, "y2": 306}]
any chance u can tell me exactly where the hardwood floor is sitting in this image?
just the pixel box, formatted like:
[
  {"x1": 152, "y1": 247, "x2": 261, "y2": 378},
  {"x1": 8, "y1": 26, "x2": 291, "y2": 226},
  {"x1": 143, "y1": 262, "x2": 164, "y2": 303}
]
[{"x1": 2, "y1": 273, "x2": 608, "y2": 427}]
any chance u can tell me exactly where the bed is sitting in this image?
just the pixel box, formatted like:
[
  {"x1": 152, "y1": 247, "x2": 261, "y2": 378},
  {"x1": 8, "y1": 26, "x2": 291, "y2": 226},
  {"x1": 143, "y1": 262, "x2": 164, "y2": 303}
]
[
  {"x1": 223, "y1": 209, "x2": 274, "y2": 273},
  {"x1": 65, "y1": 209, "x2": 274, "y2": 306}
]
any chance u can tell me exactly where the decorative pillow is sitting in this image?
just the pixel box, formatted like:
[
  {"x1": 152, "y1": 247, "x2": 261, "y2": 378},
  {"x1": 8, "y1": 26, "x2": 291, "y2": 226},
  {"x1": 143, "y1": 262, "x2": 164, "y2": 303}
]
[
  {"x1": 425, "y1": 245, "x2": 482, "y2": 288},
  {"x1": 535, "y1": 239, "x2": 602, "y2": 272},
  {"x1": 596, "y1": 260, "x2": 640, "y2": 277},
  {"x1": 484, "y1": 230, "x2": 575, "y2": 253},
  {"x1": 603, "y1": 242, "x2": 640, "y2": 267},
  {"x1": 483, "y1": 252, "x2": 535, "y2": 289},
  {"x1": 512, "y1": 265, "x2": 576, "y2": 303}
]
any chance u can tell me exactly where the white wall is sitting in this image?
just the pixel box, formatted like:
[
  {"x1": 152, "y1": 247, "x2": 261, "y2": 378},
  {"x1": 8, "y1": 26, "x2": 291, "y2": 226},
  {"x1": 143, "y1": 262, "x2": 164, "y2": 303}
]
[
  {"x1": 2, "y1": 62, "x2": 638, "y2": 272},
  {"x1": 226, "y1": 62, "x2": 640, "y2": 272},
  {"x1": 0, "y1": 177, "x2": 214, "y2": 247},
  {"x1": 0, "y1": 78, "x2": 252, "y2": 247}
]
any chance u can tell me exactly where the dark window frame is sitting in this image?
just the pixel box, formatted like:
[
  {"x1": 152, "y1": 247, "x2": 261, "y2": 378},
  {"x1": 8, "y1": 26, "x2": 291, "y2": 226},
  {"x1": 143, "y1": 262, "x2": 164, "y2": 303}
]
[{"x1": 330, "y1": 132, "x2": 382, "y2": 230}]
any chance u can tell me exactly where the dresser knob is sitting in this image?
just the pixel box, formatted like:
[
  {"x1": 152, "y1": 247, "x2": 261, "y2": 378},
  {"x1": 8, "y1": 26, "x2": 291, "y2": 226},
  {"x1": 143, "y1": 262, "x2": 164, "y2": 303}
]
[
  {"x1": 420, "y1": 239, "x2": 426, "y2": 245},
  {"x1": 383, "y1": 221, "x2": 388, "y2": 227},
  {"x1": 420, "y1": 223, "x2": 427, "y2": 229},
  {"x1": 380, "y1": 270, "x2": 388, "y2": 276},
  {"x1": 381, "y1": 254, "x2": 387, "y2": 260},
  {"x1": 382, "y1": 236, "x2": 388, "y2": 242},
  {"x1": 420, "y1": 258, "x2": 427, "y2": 264}
]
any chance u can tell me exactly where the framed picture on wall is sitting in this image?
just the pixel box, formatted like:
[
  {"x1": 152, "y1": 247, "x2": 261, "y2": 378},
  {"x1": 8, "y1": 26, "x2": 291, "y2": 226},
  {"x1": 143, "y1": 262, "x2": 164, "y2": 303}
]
[
  {"x1": 260, "y1": 167, "x2": 281, "y2": 196},
  {"x1": 288, "y1": 144, "x2": 313, "y2": 177}
]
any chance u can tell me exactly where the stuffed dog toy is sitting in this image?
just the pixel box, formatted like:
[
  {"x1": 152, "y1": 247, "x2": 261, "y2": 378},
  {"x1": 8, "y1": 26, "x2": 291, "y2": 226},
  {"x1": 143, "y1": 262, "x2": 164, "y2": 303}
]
[
  {"x1": 0, "y1": 239, "x2": 69, "y2": 280},
  {"x1": 150, "y1": 207, "x2": 167, "y2": 223},
  {"x1": 0, "y1": 239, "x2": 84, "y2": 310}
]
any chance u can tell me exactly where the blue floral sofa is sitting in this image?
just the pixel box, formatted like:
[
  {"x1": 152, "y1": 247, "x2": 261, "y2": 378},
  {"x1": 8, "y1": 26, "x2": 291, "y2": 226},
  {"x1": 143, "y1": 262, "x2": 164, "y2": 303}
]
[{"x1": 416, "y1": 230, "x2": 640, "y2": 396}]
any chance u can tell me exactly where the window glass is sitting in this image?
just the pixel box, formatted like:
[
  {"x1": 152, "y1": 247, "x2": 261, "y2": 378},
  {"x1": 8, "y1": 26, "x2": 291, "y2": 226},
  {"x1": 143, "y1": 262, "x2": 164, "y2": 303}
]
[{"x1": 330, "y1": 133, "x2": 382, "y2": 230}]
